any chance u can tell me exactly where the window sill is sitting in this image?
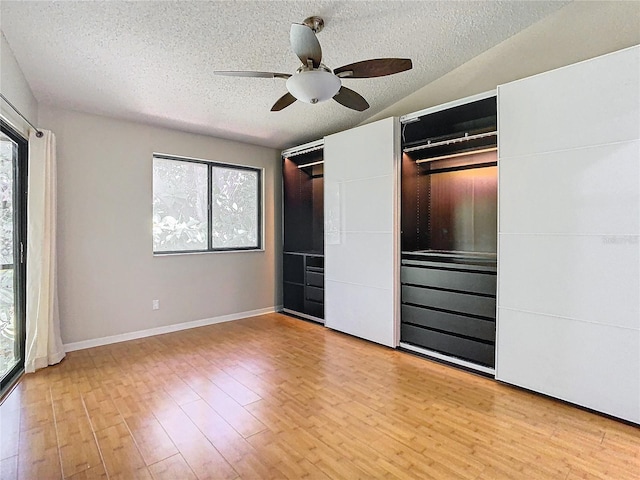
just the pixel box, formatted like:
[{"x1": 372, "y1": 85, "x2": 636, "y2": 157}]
[{"x1": 153, "y1": 248, "x2": 265, "y2": 257}]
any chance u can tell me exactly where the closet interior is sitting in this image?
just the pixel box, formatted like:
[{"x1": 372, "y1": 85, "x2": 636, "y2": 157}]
[
  {"x1": 399, "y1": 94, "x2": 498, "y2": 373},
  {"x1": 282, "y1": 141, "x2": 325, "y2": 323}
]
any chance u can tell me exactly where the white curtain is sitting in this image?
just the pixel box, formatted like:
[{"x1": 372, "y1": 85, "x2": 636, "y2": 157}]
[{"x1": 25, "y1": 129, "x2": 64, "y2": 373}]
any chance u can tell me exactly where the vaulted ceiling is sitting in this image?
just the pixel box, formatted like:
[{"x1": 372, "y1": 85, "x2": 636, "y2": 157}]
[{"x1": 1, "y1": 1, "x2": 571, "y2": 149}]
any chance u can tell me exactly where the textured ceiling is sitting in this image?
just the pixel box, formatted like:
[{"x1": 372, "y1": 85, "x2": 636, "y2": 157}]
[{"x1": 0, "y1": 1, "x2": 568, "y2": 149}]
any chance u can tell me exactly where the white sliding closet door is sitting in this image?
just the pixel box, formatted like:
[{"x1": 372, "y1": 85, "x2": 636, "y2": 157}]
[
  {"x1": 496, "y1": 46, "x2": 640, "y2": 423},
  {"x1": 323, "y1": 117, "x2": 399, "y2": 347}
]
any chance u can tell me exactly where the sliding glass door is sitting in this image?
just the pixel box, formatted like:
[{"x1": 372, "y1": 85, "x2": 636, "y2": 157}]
[{"x1": 0, "y1": 121, "x2": 27, "y2": 395}]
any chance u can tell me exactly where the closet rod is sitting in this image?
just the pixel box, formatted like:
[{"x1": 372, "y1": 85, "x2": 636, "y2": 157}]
[
  {"x1": 0, "y1": 93, "x2": 43, "y2": 138},
  {"x1": 297, "y1": 160, "x2": 324, "y2": 169},
  {"x1": 404, "y1": 130, "x2": 496, "y2": 153},
  {"x1": 415, "y1": 147, "x2": 497, "y2": 164},
  {"x1": 282, "y1": 140, "x2": 323, "y2": 158}
]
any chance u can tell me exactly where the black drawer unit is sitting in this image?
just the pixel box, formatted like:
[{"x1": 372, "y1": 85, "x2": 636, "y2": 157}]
[
  {"x1": 400, "y1": 252, "x2": 497, "y2": 368},
  {"x1": 282, "y1": 252, "x2": 324, "y2": 323}
]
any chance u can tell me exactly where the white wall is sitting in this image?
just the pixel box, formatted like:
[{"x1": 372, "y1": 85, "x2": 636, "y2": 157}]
[
  {"x1": 363, "y1": 1, "x2": 640, "y2": 125},
  {"x1": 38, "y1": 106, "x2": 281, "y2": 345},
  {"x1": 0, "y1": 32, "x2": 38, "y2": 136}
]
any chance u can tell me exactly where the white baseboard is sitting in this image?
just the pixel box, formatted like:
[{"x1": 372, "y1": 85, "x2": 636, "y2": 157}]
[{"x1": 64, "y1": 306, "x2": 281, "y2": 353}]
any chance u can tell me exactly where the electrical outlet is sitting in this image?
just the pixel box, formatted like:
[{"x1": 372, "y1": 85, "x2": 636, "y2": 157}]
[{"x1": 152, "y1": 299, "x2": 160, "y2": 310}]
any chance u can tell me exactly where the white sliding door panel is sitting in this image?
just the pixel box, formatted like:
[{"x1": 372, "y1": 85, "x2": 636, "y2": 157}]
[
  {"x1": 499, "y1": 234, "x2": 639, "y2": 330},
  {"x1": 498, "y1": 308, "x2": 640, "y2": 423},
  {"x1": 325, "y1": 280, "x2": 395, "y2": 347},
  {"x1": 341, "y1": 175, "x2": 394, "y2": 233},
  {"x1": 325, "y1": 233, "x2": 393, "y2": 291},
  {"x1": 499, "y1": 140, "x2": 640, "y2": 235},
  {"x1": 499, "y1": 45, "x2": 639, "y2": 158},
  {"x1": 324, "y1": 117, "x2": 399, "y2": 348},
  {"x1": 497, "y1": 45, "x2": 640, "y2": 423},
  {"x1": 341, "y1": 140, "x2": 395, "y2": 181}
]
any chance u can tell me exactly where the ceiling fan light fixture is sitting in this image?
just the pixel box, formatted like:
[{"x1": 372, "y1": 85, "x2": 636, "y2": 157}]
[{"x1": 286, "y1": 70, "x2": 341, "y2": 104}]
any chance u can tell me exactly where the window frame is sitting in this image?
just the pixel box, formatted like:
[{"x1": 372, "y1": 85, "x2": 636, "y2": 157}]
[
  {"x1": 153, "y1": 153, "x2": 263, "y2": 255},
  {"x1": 0, "y1": 119, "x2": 28, "y2": 396}
]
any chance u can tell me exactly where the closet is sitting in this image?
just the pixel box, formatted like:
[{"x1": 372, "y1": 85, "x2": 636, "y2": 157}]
[
  {"x1": 399, "y1": 92, "x2": 498, "y2": 374},
  {"x1": 282, "y1": 140, "x2": 325, "y2": 323},
  {"x1": 280, "y1": 45, "x2": 639, "y2": 424}
]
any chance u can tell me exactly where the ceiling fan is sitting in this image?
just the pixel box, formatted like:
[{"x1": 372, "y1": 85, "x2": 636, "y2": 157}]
[{"x1": 214, "y1": 16, "x2": 412, "y2": 112}]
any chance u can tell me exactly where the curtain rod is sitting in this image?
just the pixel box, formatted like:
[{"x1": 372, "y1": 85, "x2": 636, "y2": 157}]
[{"x1": 0, "y1": 92, "x2": 43, "y2": 138}]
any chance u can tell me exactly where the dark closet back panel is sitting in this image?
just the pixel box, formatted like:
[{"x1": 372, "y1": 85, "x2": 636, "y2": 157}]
[
  {"x1": 311, "y1": 175, "x2": 324, "y2": 253},
  {"x1": 401, "y1": 156, "x2": 497, "y2": 253}
]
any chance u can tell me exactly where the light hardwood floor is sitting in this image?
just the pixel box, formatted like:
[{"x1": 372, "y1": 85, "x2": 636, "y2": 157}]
[{"x1": 1, "y1": 313, "x2": 638, "y2": 479}]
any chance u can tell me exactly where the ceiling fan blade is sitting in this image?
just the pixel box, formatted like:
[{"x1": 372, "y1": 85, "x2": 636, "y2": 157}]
[
  {"x1": 290, "y1": 23, "x2": 322, "y2": 68},
  {"x1": 214, "y1": 71, "x2": 291, "y2": 79},
  {"x1": 333, "y1": 86, "x2": 369, "y2": 112},
  {"x1": 334, "y1": 58, "x2": 412, "y2": 78},
  {"x1": 271, "y1": 92, "x2": 297, "y2": 111}
]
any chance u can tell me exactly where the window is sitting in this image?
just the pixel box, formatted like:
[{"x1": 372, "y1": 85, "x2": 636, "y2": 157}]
[{"x1": 153, "y1": 155, "x2": 262, "y2": 253}]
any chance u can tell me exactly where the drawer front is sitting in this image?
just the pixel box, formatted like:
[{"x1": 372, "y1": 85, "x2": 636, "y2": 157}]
[
  {"x1": 306, "y1": 255, "x2": 324, "y2": 269},
  {"x1": 304, "y1": 300, "x2": 324, "y2": 320},
  {"x1": 401, "y1": 265, "x2": 496, "y2": 296},
  {"x1": 306, "y1": 271, "x2": 324, "y2": 288},
  {"x1": 305, "y1": 285, "x2": 324, "y2": 303},
  {"x1": 402, "y1": 285, "x2": 496, "y2": 319},
  {"x1": 401, "y1": 304, "x2": 495, "y2": 342},
  {"x1": 401, "y1": 323, "x2": 495, "y2": 367}
]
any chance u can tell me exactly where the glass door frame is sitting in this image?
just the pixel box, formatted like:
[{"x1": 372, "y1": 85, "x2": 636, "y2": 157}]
[{"x1": 0, "y1": 119, "x2": 28, "y2": 396}]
